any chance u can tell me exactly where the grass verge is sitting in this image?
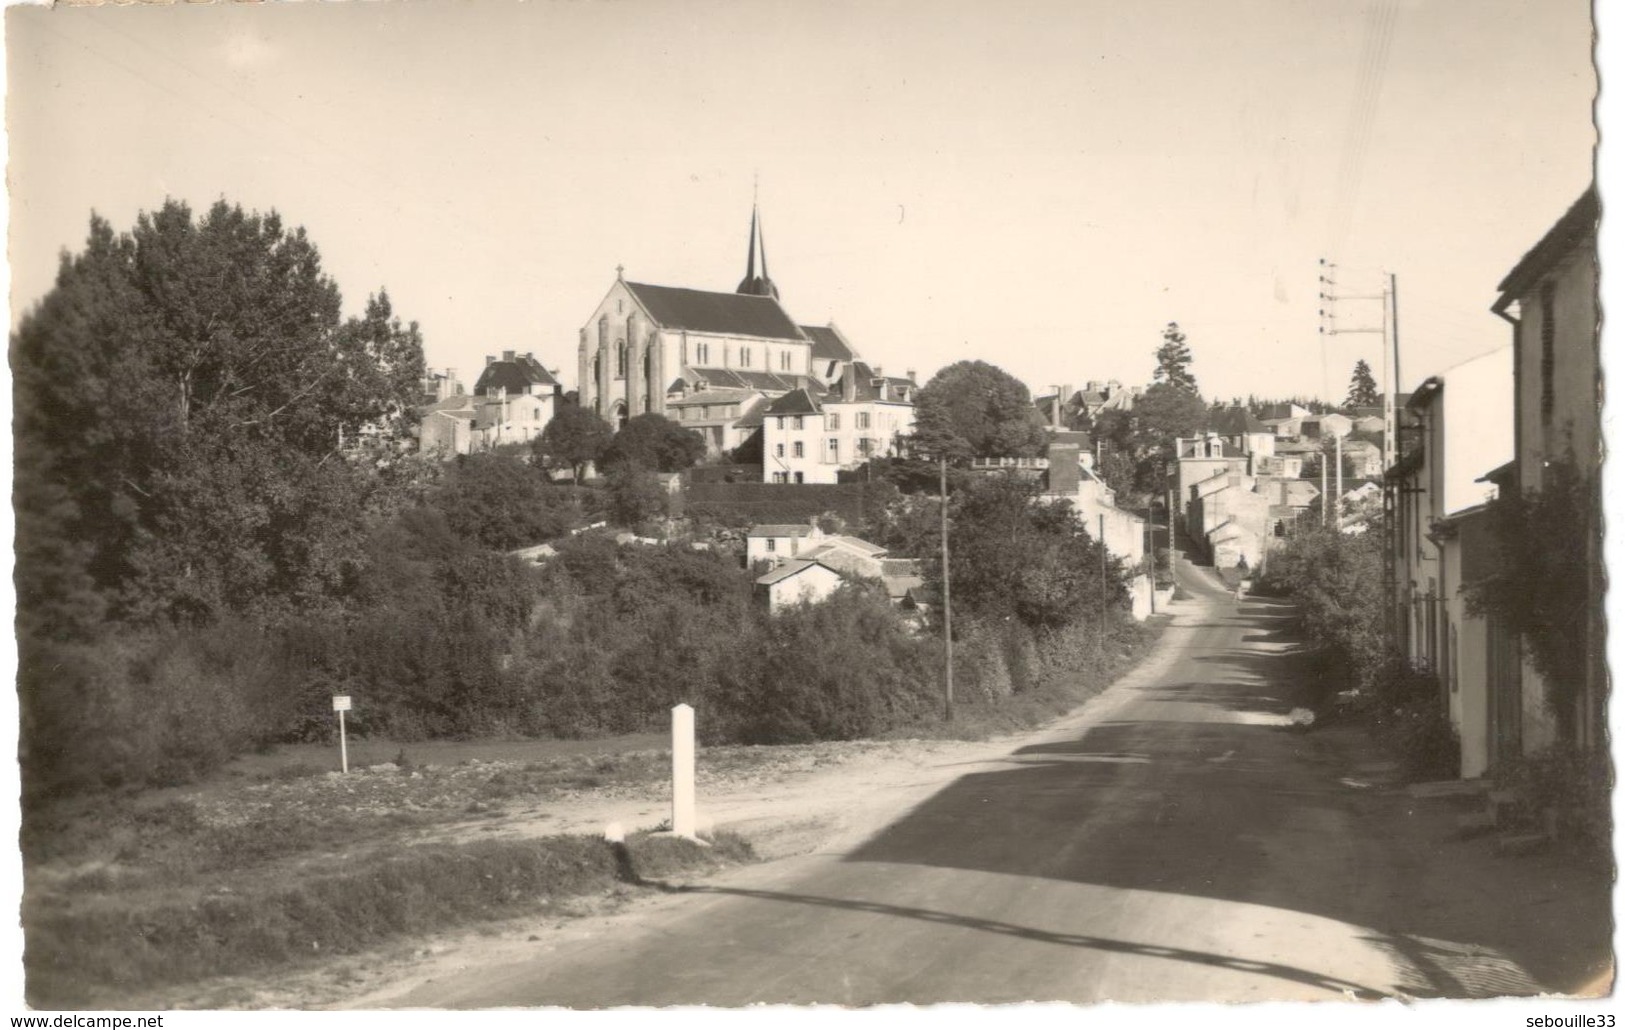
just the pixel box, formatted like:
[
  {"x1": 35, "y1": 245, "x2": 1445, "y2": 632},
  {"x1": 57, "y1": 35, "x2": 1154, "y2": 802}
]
[
  {"x1": 25, "y1": 830, "x2": 752, "y2": 1009},
  {"x1": 890, "y1": 616, "x2": 1168, "y2": 741}
]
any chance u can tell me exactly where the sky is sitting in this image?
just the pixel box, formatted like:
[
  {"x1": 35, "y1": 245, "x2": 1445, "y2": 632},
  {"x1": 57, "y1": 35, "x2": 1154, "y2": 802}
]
[{"x1": 4, "y1": 0, "x2": 1600, "y2": 408}]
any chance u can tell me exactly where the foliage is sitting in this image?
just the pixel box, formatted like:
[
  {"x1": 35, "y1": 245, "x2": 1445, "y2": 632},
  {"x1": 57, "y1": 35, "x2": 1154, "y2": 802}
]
[
  {"x1": 1345, "y1": 358, "x2": 1380, "y2": 407},
  {"x1": 1466, "y1": 460, "x2": 1599, "y2": 741},
  {"x1": 429, "y1": 453, "x2": 583, "y2": 551},
  {"x1": 939, "y1": 473, "x2": 1128, "y2": 633},
  {"x1": 1152, "y1": 321, "x2": 1198, "y2": 392},
  {"x1": 604, "y1": 463, "x2": 670, "y2": 527},
  {"x1": 12, "y1": 200, "x2": 425, "y2": 629},
  {"x1": 1255, "y1": 521, "x2": 1388, "y2": 680},
  {"x1": 1493, "y1": 746, "x2": 1611, "y2": 845},
  {"x1": 600, "y1": 412, "x2": 707, "y2": 473},
  {"x1": 1093, "y1": 381, "x2": 1209, "y2": 500},
  {"x1": 532, "y1": 401, "x2": 613, "y2": 483},
  {"x1": 911, "y1": 360, "x2": 1047, "y2": 461}
]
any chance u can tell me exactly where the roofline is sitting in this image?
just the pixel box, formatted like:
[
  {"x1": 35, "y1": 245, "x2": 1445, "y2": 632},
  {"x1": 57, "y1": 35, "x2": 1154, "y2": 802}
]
[
  {"x1": 1405, "y1": 376, "x2": 1443, "y2": 414},
  {"x1": 1494, "y1": 186, "x2": 1599, "y2": 306}
]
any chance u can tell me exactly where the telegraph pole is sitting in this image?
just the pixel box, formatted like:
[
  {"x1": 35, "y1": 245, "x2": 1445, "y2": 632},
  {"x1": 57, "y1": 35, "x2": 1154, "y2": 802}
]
[{"x1": 940, "y1": 456, "x2": 954, "y2": 722}]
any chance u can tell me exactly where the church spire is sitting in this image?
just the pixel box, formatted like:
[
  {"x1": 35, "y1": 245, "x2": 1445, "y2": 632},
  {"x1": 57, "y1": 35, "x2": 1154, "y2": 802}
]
[{"x1": 735, "y1": 201, "x2": 779, "y2": 300}]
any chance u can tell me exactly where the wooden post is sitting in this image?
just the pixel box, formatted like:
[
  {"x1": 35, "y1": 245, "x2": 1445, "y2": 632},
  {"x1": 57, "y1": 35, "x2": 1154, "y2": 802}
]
[{"x1": 671, "y1": 703, "x2": 696, "y2": 839}]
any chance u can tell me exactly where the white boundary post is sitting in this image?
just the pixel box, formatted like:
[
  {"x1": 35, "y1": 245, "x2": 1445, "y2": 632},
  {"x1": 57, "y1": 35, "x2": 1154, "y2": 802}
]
[
  {"x1": 333, "y1": 695, "x2": 351, "y2": 774},
  {"x1": 671, "y1": 703, "x2": 696, "y2": 839}
]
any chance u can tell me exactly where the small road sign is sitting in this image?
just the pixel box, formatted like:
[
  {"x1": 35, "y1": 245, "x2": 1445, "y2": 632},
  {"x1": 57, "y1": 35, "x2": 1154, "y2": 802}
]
[{"x1": 332, "y1": 695, "x2": 352, "y2": 712}]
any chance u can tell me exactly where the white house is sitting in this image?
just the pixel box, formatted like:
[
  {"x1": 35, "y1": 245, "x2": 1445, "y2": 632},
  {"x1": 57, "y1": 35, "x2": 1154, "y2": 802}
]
[
  {"x1": 754, "y1": 560, "x2": 846, "y2": 613},
  {"x1": 761, "y1": 362, "x2": 916, "y2": 483},
  {"x1": 745, "y1": 523, "x2": 824, "y2": 565}
]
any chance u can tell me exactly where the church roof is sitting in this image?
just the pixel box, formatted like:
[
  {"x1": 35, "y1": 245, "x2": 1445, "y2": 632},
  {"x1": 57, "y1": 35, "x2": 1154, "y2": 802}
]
[
  {"x1": 626, "y1": 282, "x2": 806, "y2": 341},
  {"x1": 801, "y1": 324, "x2": 856, "y2": 362}
]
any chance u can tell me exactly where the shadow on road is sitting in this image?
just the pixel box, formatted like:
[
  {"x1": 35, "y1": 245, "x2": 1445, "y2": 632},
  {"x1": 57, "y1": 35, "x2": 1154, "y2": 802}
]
[
  {"x1": 834, "y1": 594, "x2": 1611, "y2": 998},
  {"x1": 664, "y1": 883, "x2": 1387, "y2": 1000}
]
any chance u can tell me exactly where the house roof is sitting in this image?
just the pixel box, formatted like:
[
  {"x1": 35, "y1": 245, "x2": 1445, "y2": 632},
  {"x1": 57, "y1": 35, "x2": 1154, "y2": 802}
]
[
  {"x1": 832, "y1": 361, "x2": 915, "y2": 404},
  {"x1": 1495, "y1": 187, "x2": 1598, "y2": 302},
  {"x1": 801, "y1": 324, "x2": 856, "y2": 362},
  {"x1": 1285, "y1": 480, "x2": 1321, "y2": 504},
  {"x1": 765, "y1": 388, "x2": 823, "y2": 416},
  {"x1": 748, "y1": 524, "x2": 815, "y2": 538},
  {"x1": 823, "y1": 535, "x2": 887, "y2": 556},
  {"x1": 668, "y1": 388, "x2": 759, "y2": 407},
  {"x1": 799, "y1": 544, "x2": 882, "y2": 578},
  {"x1": 755, "y1": 559, "x2": 836, "y2": 586},
  {"x1": 420, "y1": 393, "x2": 476, "y2": 416},
  {"x1": 626, "y1": 282, "x2": 806, "y2": 341},
  {"x1": 473, "y1": 354, "x2": 558, "y2": 396},
  {"x1": 733, "y1": 396, "x2": 772, "y2": 429}
]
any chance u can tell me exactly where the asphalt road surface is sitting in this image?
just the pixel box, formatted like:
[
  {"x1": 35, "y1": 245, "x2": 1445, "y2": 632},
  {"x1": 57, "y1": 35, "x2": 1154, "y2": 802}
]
[{"x1": 375, "y1": 560, "x2": 1584, "y2": 1006}]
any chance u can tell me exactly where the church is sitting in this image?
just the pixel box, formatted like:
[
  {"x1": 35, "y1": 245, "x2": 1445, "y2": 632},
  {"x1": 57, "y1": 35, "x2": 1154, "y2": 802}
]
[{"x1": 576, "y1": 207, "x2": 871, "y2": 456}]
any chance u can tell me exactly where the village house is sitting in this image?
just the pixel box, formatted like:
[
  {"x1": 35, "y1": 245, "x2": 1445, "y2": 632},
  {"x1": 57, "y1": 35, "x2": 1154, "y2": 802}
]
[
  {"x1": 418, "y1": 351, "x2": 560, "y2": 456},
  {"x1": 750, "y1": 526, "x2": 925, "y2": 614},
  {"x1": 1385, "y1": 346, "x2": 1514, "y2": 778},
  {"x1": 759, "y1": 364, "x2": 917, "y2": 484},
  {"x1": 1490, "y1": 186, "x2": 1603, "y2": 758}
]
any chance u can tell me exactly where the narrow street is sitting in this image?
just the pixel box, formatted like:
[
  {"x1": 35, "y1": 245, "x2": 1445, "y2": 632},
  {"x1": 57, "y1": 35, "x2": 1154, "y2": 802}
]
[{"x1": 363, "y1": 559, "x2": 1610, "y2": 1007}]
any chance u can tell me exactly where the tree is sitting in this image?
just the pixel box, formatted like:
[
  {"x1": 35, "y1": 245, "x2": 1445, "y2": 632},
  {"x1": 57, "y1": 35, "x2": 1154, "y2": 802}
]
[
  {"x1": 600, "y1": 413, "x2": 706, "y2": 473},
  {"x1": 911, "y1": 360, "x2": 1047, "y2": 461},
  {"x1": 431, "y1": 453, "x2": 580, "y2": 551},
  {"x1": 1152, "y1": 322, "x2": 1198, "y2": 392},
  {"x1": 1093, "y1": 381, "x2": 1209, "y2": 500},
  {"x1": 533, "y1": 402, "x2": 613, "y2": 483},
  {"x1": 604, "y1": 462, "x2": 668, "y2": 527},
  {"x1": 1345, "y1": 359, "x2": 1380, "y2": 408},
  {"x1": 12, "y1": 199, "x2": 425, "y2": 626}
]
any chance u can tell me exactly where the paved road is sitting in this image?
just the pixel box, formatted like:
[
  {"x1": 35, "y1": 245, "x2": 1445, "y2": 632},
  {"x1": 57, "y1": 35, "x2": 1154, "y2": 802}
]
[{"x1": 373, "y1": 560, "x2": 1572, "y2": 1006}]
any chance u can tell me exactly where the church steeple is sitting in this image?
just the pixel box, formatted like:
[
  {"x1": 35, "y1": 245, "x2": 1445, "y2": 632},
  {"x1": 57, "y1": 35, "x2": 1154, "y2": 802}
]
[{"x1": 735, "y1": 204, "x2": 779, "y2": 300}]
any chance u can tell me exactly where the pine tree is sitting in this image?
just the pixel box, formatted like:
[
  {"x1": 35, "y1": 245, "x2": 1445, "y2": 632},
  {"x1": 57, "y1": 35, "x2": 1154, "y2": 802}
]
[
  {"x1": 1346, "y1": 359, "x2": 1380, "y2": 407},
  {"x1": 1152, "y1": 322, "x2": 1197, "y2": 392}
]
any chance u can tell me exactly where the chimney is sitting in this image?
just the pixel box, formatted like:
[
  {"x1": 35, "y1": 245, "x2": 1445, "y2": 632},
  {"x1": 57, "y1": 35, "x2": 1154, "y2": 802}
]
[
  {"x1": 503, "y1": 350, "x2": 516, "y2": 362},
  {"x1": 486, "y1": 355, "x2": 496, "y2": 366},
  {"x1": 842, "y1": 361, "x2": 857, "y2": 403},
  {"x1": 1050, "y1": 393, "x2": 1061, "y2": 431},
  {"x1": 906, "y1": 369, "x2": 917, "y2": 383}
]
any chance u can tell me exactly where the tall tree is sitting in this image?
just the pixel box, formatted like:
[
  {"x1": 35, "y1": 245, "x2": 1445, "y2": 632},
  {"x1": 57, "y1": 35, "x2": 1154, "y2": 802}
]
[
  {"x1": 1152, "y1": 321, "x2": 1198, "y2": 393},
  {"x1": 533, "y1": 402, "x2": 613, "y2": 483},
  {"x1": 600, "y1": 413, "x2": 706, "y2": 473},
  {"x1": 911, "y1": 360, "x2": 1047, "y2": 461},
  {"x1": 12, "y1": 200, "x2": 425, "y2": 626},
  {"x1": 1094, "y1": 381, "x2": 1209, "y2": 500},
  {"x1": 1345, "y1": 358, "x2": 1380, "y2": 407}
]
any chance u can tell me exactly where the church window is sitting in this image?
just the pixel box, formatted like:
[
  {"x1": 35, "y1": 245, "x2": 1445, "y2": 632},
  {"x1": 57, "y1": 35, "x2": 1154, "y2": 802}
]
[
  {"x1": 599, "y1": 316, "x2": 608, "y2": 349},
  {"x1": 616, "y1": 340, "x2": 626, "y2": 379},
  {"x1": 793, "y1": 441, "x2": 804, "y2": 458},
  {"x1": 827, "y1": 413, "x2": 840, "y2": 430}
]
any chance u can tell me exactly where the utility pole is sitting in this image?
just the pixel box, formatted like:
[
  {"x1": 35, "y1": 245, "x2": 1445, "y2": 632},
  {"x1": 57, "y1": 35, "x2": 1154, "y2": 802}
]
[{"x1": 940, "y1": 456, "x2": 954, "y2": 722}]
